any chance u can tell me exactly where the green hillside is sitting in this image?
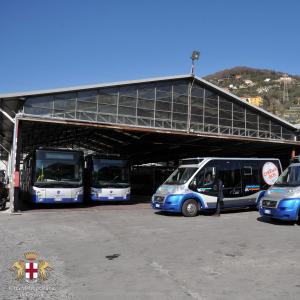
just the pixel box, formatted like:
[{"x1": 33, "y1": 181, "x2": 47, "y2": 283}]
[{"x1": 204, "y1": 66, "x2": 300, "y2": 124}]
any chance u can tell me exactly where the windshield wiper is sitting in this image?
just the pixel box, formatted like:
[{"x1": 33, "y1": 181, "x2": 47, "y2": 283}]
[{"x1": 35, "y1": 181, "x2": 81, "y2": 188}]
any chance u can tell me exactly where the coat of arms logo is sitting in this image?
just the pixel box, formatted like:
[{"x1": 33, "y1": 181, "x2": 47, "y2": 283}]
[{"x1": 11, "y1": 252, "x2": 52, "y2": 282}]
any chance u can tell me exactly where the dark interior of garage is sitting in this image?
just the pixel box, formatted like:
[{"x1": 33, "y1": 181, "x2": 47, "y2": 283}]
[{"x1": 13, "y1": 118, "x2": 298, "y2": 211}]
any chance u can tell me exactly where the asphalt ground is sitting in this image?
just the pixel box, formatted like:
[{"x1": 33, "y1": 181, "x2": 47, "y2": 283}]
[{"x1": 0, "y1": 202, "x2": 299, "y2": 300}]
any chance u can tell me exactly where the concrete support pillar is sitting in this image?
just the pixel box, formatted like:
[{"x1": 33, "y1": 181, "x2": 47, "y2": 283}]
[{"x1": 10, "y1": 117, "x2": 22, "y2": 213}]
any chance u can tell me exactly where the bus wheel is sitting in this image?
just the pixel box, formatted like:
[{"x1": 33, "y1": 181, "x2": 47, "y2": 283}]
[{"x1": 182, "y1": 199, "x2": 198, "y2": 217}]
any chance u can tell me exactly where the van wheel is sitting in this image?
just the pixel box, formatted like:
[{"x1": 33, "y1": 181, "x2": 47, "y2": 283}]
[{"x1": 182, "y1": 199, "x2": 198, "y2": 217}]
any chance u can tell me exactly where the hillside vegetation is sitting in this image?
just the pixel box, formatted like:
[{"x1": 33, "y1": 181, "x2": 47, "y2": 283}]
[{"x1": 204, "y1": 66, "x2": 300, "y2": 124}]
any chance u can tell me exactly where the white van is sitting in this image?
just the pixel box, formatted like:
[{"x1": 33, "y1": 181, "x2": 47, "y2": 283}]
[{"x1": 152, "y1": 157, "x2": 281, "y2": 217}]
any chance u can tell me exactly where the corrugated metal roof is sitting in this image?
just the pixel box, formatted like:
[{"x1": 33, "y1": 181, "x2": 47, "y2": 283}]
[
  {"x1": 0, "y1": 74, "x2": 191, "y2": 99},
  {"x1": 0, "y1": 73, "x2": 297, "y2": 130}
]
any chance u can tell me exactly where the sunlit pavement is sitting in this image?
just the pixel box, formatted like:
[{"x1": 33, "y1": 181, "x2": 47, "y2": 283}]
[{"x1": 0, "y1": 204, "x2": 299, "y2": 300}]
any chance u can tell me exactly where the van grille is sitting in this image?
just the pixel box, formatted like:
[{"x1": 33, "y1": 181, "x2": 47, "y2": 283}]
[
  {"x1": 154, "y1": 196, "x2": 165, "y2": 203},
  {"x1": 262, "y1": 200, "x2": 277, "y2": 208}
]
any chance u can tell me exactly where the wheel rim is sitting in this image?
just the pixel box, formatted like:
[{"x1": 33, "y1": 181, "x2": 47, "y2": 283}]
[{"x1": 187, "y1": 203, "x2": 197, "y2": 214}]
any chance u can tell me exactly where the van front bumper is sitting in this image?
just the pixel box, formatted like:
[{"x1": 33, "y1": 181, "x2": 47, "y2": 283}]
[
  {"x1": 259, "y1": 199, "x2": 300, "y2": 221},
  {"x1": 151, "y1": 194, "x2": 183, "y2": 213}
]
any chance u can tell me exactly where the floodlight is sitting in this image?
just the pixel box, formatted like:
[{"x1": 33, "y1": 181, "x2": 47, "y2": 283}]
[
  {"x1": 190, "y1": 50, "x2": 200, "y2": 75},
  {"x1": 191, "y1": 51, "x2": 200, "y2": 61}
]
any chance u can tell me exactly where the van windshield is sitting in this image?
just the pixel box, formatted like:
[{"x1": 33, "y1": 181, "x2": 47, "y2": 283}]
[
  {"x1": 164, "y1": 167, "x2": 198, "y2": 185},
  {"x1": 274, "y1": 165, "x2": 300, "y2": 187}
]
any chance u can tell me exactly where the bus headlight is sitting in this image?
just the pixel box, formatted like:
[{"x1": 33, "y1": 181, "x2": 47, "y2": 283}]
[
  {"x1": 75, "y1": 191, "x2": 83, "y2": 200},
  {"x1": 91, "y1": 188, "x2": 101, "y2": 197},
  {"x1": 34, "y1": 189, "x2": 43, "y2": 199}
]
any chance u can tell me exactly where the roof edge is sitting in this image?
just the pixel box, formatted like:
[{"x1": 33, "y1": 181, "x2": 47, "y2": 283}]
[
  {"x1": 0, "y1": 73, "x2": 297, "y2": 130},
  {"x1": 0, "y1": 74, "x2": 191, "y2": 99}
]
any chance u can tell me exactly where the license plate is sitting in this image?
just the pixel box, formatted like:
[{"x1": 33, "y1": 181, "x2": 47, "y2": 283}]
[
  {"x1": 155, "y1": 203, "x2": 160, "y2": 208},
  {"x1": 264, "y1": 209, "x2": 271, "y2": 214},
  {"x1": 108, "y1": 196, "x2": 114, "y2": 200},
  {"x1": 54, "y1": 197, "x2": 62, "y2": 202}
]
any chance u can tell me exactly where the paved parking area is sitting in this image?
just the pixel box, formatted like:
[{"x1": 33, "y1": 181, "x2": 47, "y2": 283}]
[{"x1": 0, "y1": 204, "x2": 299, "y2": 300}]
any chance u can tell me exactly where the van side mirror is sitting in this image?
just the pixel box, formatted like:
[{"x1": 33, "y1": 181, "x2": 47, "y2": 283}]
[{"x1": 189, "y1": 180, "x2": 197, "y2": 191}]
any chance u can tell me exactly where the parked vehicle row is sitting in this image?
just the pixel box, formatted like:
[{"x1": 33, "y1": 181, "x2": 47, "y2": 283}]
[
  {"x1": 21, "y1": 148, "x2": 130, "y2": 204},
  {"x1": 152, "y1": 156, "x2": 300, "y2": 223},
  {"x1": 20, "y1": 148, "x2": 300, "y2": 223},
  {"x1": 152, "y1": 157, "x2": 282, "y2": 217}
]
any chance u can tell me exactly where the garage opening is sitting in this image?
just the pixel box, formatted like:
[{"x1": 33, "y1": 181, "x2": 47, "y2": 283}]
[{"x1": 8, "y1": 118, "x2": 296, "y2": 211}]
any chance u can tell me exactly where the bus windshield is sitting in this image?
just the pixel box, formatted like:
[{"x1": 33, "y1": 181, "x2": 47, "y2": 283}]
[
  {"x1": 274, "y1": 164, "x2": 300, "y2": 187},
  {"x1": 164, "y1": 167, "x2": 198, "y2": 185},
  {"x1": 34, "y1": 151, "x2": 83, "y2": 187},
  {"x1": 92, "y1": 159, "x2": 130, "y2": 188}
]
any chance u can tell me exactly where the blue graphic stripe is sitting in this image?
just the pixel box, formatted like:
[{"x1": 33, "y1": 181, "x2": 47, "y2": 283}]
[
  {"x1": 32, "y1": 196, "x2": 83, "y2": 203},
  {"x1": 91, "y1": 195, "x2": 130, "y2": 201}
]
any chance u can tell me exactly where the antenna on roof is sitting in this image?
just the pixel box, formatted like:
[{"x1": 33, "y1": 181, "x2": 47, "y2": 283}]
[{"x1": 190, "y1": 50, "x2": 200, "y2": 76}]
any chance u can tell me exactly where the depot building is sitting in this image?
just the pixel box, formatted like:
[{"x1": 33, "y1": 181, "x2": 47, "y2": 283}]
[{"x1": 0, "y1": 74, "x2": 299, "y2": 212}]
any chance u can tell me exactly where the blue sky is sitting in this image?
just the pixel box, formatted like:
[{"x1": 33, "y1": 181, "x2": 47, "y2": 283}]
[{"x1": 0, "y1": 0, "x2": 299, "y2": 93}]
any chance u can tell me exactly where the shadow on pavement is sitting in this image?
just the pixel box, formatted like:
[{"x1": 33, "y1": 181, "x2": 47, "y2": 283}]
[
  {"x1": 154, "y1": 208, "x2": 256, "y2": 218},
  {"x1": 154, "y1": 211, "x2": 182, "y2": 217},
  {"x1": 256, "y1": 216, "x2": 296, "y2": 226},
  {"x1": 19, "y1": 194, "x2": 152, "y2": 212}
]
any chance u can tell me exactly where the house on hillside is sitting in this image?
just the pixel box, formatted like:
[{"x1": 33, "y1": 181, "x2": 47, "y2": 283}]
[
  {"x1": 244, "y1": 79, "x2": 255, "y2": 87},
  {"x1": 241, "y1": 96, "x2": 264, "y2": 107}
]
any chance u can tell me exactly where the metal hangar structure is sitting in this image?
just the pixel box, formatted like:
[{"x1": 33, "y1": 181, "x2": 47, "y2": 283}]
[{"x1": 0, "y1": 74, "x2": 300, "y2": 212}]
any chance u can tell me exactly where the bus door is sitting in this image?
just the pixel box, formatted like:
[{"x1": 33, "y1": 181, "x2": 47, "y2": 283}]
[
  {"x1": 217, "y1": 160, "x2": 243, "y2": 207},
  {"x1": 241, "y1": 161, "x2": 260, "y2": 205}
]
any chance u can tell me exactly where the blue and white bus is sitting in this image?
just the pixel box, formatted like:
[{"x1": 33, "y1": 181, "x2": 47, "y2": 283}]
[
  {"x1": 86, "y1": 156, "x2": 130, "y2": 202},
  {"x1": 22, "y1": 149, "x2": 84, "y2": 203},
  {"x1": 152, "y1": 157, "x2": 282, "y2": 217}
]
